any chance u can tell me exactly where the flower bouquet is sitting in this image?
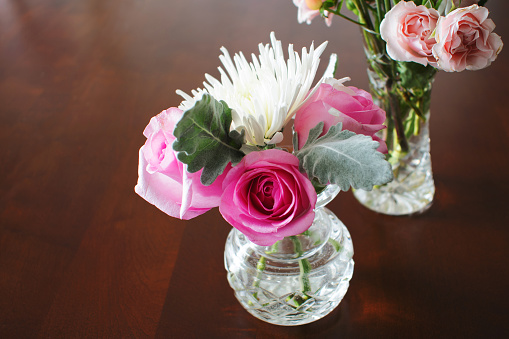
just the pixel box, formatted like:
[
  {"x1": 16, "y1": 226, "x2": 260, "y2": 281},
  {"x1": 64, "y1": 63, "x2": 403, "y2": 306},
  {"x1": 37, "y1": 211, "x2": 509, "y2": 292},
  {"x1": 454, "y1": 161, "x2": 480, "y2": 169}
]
[
  {"x1": 135, "y1": 33, "x2": 393, "y2": 325},
  {"x1": 293, "y1": 0, "x2": 503, "y2": 215}
]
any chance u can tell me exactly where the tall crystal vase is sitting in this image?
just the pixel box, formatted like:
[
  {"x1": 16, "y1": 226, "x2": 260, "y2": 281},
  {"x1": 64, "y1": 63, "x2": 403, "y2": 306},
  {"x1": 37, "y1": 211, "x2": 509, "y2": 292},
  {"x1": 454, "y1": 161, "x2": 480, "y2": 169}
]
[
  {"x1": 224, "y1": 185, "x2": 354, "y2": 326},
  {"x1": 353, "y1": 30, "x2": 436, "y2": 215}
]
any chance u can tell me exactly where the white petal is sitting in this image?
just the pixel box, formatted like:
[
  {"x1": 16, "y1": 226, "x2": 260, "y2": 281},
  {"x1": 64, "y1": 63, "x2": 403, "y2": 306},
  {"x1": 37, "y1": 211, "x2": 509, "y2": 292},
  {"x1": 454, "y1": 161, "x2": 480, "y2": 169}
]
[{"x1": 178, "y1": 32, "x2": 329, "y2": 147}]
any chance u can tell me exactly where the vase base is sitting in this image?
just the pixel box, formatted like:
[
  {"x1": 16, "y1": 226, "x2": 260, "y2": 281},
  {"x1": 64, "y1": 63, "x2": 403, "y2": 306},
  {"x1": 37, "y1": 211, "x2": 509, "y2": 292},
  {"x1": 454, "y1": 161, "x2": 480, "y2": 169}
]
[
  {"x1": 353, "y1": 173, "x2": 435, "y2": 216},
  {"x1": 353, "y1": 187, "x2": 434, "y2": 216}
]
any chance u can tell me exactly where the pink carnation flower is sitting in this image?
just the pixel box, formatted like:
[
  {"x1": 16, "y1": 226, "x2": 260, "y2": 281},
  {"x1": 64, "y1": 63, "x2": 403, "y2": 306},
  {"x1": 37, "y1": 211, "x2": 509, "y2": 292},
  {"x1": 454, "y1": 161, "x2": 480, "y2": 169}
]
[
  {"x1": 380, "y1": 1, "x2": 440, "y2": 66},
  {"x1": 433, "y1": 5, "x2": 503, "y2": 72},
  {"x1": 135, "y1": 108, "x2": 228, "y2": 220}
]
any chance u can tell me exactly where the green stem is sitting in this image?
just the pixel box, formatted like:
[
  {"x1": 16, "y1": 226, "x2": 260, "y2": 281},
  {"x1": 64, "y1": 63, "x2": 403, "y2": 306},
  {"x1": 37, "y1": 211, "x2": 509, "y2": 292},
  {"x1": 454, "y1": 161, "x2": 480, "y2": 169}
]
[
  {"x1": 251, "y1": 242, "x2": 278, "y2": 303},
  {"x1": 354, "y1": 0, "x2": 376, "y2": 32},
  {"x1": 384, "y1": 0, "x2": 392, "y2": 14},
  {"x1": 375, "y1": 0, "x2": 384, "y2": 28},
  {"x1": 327, "y1": 8, "x2": 366, "y2": 27},
  {"x1": 328, "y1": 238, "x2": 342, "y2": 252},
  {"x1": 250, "y1": 256, "x2": 266, "y2": 303},
  {"x1": 386, "y1": 78, "x2": 409, "y2": 154},
  {"x1": 298, "y1": 259, "x2": 312, "y2": 293},
  {"x1": 290, "y1": 236, "x2": 311, "y2": 295},
  {"x1": 396, "y1": 88, "x2": 425, "y2": 120}
]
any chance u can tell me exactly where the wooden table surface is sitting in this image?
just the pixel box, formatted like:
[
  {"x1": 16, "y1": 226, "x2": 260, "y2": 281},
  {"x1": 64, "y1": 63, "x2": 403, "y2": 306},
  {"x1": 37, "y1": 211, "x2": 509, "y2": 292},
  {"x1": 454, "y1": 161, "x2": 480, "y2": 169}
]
[{"x1": 1, "y1": 0, "x2": 509, "y2": 338}]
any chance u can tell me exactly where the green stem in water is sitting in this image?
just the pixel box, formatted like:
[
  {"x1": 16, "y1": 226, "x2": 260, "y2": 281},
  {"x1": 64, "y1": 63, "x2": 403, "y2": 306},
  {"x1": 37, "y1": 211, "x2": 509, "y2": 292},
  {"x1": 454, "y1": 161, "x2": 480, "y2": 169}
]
[
  {"x1": 251, "y1": 242, "x2": 278, "y2": 303},
  {"x1": 386, "y1": 78, "x2": 409, "y2": 154},
  {"x1": 290, "y1": 236, "x2": 312, "y2": 295},
  {"x1": 328, "y1": 238, "x2": 342, "y2": 252}
]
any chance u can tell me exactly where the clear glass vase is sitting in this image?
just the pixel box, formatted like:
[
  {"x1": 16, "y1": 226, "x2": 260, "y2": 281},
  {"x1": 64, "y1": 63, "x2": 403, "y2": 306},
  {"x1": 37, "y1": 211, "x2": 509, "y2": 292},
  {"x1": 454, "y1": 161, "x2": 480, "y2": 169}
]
[
  {"x1": 353, "y1": 30, "x2": 436, "y2": 215},
  {"x1": 224, "y1": 185, "x2": 354, "y2": 326}
]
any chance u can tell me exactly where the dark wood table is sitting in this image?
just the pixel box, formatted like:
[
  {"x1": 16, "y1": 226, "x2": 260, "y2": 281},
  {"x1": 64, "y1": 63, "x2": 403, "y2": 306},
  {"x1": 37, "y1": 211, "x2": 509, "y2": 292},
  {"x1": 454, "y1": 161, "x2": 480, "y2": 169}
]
[{"x1": 1, "y1": 1, "x2": 509, "y2": 337}]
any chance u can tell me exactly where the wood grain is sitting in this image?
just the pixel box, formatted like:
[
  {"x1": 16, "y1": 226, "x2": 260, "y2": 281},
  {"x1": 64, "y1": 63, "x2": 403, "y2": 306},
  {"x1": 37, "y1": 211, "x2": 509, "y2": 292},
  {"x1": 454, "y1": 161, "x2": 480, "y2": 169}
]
[{"x1": 1, "y1": 0, "x2": 508, "y2": 337}]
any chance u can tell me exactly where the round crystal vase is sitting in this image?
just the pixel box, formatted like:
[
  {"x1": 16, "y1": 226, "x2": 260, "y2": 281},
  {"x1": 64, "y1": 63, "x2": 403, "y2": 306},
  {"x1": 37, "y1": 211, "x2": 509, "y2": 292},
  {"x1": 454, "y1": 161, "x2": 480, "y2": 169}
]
[
  {"x1": 224, "y1": 185, "x2": 354, "y2": 326},
  {"x1": 353, "y1": 31, "x2": 436, "y2": 215}
]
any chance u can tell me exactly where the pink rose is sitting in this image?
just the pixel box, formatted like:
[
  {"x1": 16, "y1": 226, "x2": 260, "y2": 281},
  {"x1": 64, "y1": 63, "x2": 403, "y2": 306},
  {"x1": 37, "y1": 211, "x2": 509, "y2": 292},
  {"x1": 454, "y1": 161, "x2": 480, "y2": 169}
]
[
  {"x1": 380, "y1": 1, "x2": 440, "y2": 66},
  {"x1": 294, "y1": 79, "x2": 387, "y2": 154},
  {"x1": 432, "y1": 5, "x2": 503, "y2": 72},
  {"x1": 293, "y1": 0, "x2": 333, "y2": 27},
  {"x1": 135, "y1": 108, "x2": 228, "y2": 220},
  {"x1": 219, "y1": 149, "x2": 317, "y2": 246}
]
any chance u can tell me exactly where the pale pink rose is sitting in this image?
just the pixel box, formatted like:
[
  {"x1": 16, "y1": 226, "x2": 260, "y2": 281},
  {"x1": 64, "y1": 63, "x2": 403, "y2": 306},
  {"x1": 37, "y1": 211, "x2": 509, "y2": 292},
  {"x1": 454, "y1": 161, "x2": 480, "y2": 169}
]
[
  {"x1": 219, "y1": 149, "x2": 316, "y2": 246},
  {"x1": 135, "y1": 108, "x2": 228, "y2": 220},
  {"x1": 294, "y1": 79, "x2": 387, "y2": 154},
  {"x1": 293, "y1": 0, "x2": 333, "y2": 27},
  {"x1": 433, "y1": 5, "x2": 503, "y2": 72},
  {"x1": 380, "y1": 1, "x2": 440, "y2": 66}
]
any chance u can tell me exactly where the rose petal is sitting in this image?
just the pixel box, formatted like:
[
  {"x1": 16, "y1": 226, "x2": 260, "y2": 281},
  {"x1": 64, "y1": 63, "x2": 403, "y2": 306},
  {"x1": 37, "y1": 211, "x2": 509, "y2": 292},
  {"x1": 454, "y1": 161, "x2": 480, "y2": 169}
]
[
  {"x1": 135, "y1": 147, "x2": 209, "y2": 220},
  {"x1": 219, "y1": 149, "x2": 317, "y2": 245}
]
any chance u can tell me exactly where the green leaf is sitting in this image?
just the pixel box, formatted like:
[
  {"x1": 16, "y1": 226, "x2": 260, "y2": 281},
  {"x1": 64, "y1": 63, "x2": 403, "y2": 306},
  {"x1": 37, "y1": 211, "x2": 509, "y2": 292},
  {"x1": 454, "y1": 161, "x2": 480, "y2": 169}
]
[
  {"x1": 311, "y1": 178, "x2": 328, "y2": 195},
  {"x1": 345, "y1": 0, "x2": 359, "y2": 16},
  {"x1": 422, "y1": 0, "x2": 434, "y2": 9},
  {"x1": 396, "y1": 61, "x2": 436, "y2": 90},
  {"x1": 173, "y1": 94, "x2": 245, "y2": 185},
  {"x1": 295, "y1": 122, "x2": 393, "y2": 192},
  {"x1": 322, "y1": 0, "x2": 337, "y2": 12}
]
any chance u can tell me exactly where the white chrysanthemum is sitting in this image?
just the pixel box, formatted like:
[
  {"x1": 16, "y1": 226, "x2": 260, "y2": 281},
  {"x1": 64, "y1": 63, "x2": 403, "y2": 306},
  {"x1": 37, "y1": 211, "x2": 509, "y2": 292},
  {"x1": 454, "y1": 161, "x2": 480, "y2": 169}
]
[{"x1": 177, "y1": 32, "x2": 327, "y2": 147}]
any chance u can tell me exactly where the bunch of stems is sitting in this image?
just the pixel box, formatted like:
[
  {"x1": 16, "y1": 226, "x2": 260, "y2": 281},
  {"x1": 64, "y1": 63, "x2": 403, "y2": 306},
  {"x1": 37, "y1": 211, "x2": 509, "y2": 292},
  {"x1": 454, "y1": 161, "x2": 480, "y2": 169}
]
[{"x1": 326, "y1": 0, "x2": 437, "y2": 163}]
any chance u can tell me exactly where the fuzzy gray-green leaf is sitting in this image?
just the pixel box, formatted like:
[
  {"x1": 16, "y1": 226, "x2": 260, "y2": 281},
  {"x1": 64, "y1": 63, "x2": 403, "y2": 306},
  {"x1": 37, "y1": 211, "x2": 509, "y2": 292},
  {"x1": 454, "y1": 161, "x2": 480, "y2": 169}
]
[
  {"x1": 172, "y1": 94, "x2": 244, "y2": 185},
  {"x1": 295, "y1": 122, "x2": 393, "y2": 191}
]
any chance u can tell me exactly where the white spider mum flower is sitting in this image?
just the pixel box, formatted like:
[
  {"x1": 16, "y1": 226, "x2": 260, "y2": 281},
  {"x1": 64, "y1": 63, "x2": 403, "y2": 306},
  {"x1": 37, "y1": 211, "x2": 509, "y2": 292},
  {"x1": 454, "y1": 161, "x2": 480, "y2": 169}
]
[{"x1": 177, "y1": 32, "x2": 328, "y2": 147}]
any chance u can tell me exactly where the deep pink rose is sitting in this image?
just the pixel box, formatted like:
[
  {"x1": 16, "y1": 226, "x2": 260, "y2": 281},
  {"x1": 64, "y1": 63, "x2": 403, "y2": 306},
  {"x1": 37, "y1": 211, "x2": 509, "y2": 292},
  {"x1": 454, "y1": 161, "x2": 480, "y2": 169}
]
[
  {"x1": 219, "y1": 149, "x2": 317, "y2": 246},
  {"x1": 380, "y1": 1, "x2": 440, "y2": 66},
  {"x1": 433, "y1": 5, "x2": 503, "y2": 72},
  {"x1": 293, "y1": 0, "x2": 333, "y2": 27},
  {"x1": 135, "y1": 107, "x2": 228, "y2": 220},
  {"x1": 294, "y1": 79, "x2": 387, "y2": 154}
]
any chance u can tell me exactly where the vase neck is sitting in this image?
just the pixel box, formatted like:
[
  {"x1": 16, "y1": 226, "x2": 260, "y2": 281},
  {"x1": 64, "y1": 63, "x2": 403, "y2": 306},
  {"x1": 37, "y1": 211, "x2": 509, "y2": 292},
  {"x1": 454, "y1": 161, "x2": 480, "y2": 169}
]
[
  {"x1": 315, "y1": 184, "x2": 340, "y2": 209},
  {"x1": 252, "y1": 208, "x2": 334, "y2": 261}
]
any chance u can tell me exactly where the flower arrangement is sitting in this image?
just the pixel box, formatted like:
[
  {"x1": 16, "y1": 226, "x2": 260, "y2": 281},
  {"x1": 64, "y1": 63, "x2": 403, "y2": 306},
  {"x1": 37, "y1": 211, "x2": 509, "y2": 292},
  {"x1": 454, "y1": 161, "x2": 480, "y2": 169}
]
[
  {"x1": 135, "y1": 33, "x2": 393, "y2": 245},
  {"x1": 293, "y1": 0, "x2": 503, "y2": 152},
  {"x1": 294, "y1": 1, "x2": 502, "y2": 70},
  {"x1": 293, "y1": 1, "x2": 503, "y2": 215}
]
